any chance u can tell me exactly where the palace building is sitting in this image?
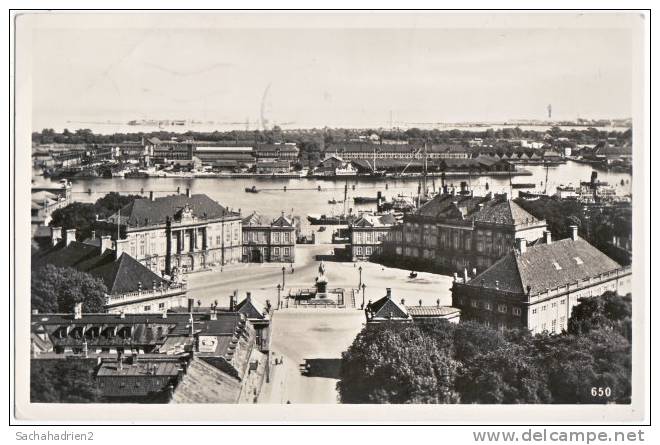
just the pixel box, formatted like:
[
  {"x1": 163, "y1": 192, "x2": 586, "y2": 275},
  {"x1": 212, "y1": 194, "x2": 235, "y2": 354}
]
[
  {"x1": 96, "y1": 190, "x2": 242, "y2": 274},
  {"x1": 241, "y1": 212, "x2": 296, "y2": 263},
  {"x1": 384, "y1": 189, "x2": 548, "y2": 274},
  {"x1": 450, "y1": 226, "x2": 632, "y2": 333}
]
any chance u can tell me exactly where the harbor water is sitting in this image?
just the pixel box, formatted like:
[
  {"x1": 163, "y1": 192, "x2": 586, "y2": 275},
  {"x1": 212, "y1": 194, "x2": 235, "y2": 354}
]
[{"x1": 34, "y1": 161, "x2": 632, "y2": 219}]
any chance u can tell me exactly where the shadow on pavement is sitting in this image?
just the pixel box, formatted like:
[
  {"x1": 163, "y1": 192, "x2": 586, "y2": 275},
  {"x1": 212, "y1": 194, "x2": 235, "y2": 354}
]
[{"x1": 299, "y1": 358, "x2": 342, "y2": 379}]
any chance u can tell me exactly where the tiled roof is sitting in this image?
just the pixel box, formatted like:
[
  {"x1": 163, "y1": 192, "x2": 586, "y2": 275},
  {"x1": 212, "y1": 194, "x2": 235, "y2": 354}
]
[
  {"x1": 472, "y1": 199, "x2": 542, "y2": 226},
  {"x1": 271, "y1": 215, "x2": 293, "y2": 227},
  {"x1": 406, "y1": 306, "x2": 461, "y2": 317},
  {"x1": 109, "y1": 194, "x2": 234, "y2": 226},
  {"x1": 242, "y1": 212, "x2": 269, "y2": 227},
  {"x1": 33, "y1": 241, "x2": 167, "y2": 295},
  {"x1": 465, "y1": 237, "x2": 623, "y2": 295},
  {"x1": 351, "y1": 214, "x2": 397, "y2": 228}
]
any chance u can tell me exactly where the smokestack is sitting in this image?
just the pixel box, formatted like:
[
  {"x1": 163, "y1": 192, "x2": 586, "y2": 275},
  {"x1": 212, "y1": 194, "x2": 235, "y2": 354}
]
[
  {"x1": 385, "y1": 288, "x2": 392, "y2": 299},
  {"x1": 149, "y1": 191, "x2": 154, "y2": 201},
  {"x1": 50, "y1": 226, "x2": 62, "y2": 246},
  {"x1": 73, "y1": 302, "x2": 82, "y2": 319},
  {"x1": 186, "y1": 188, "x2": 192, "y2": 198},
  {"x1": 230, "y1": 290, "x2": 237, "y2": 311},
  {"x1": 64, "y1": 228, "x2": 76, "y2": 246},
  {"x1": 544, "y1": 231, "x2": 552, "y2": 245},
  {"x1": 187, "y1": 298, "x2": 194, "y2": 313},
  {"x1": 210, "y1": 308, "x2": 217, "y2": 321},
  {"x1": 517, "y1": 238, "x2": 527, "y2": 254},
  {"x1": 570, "y1": 225, "x2": 579, "y2": 241},
  {"x1": 246, "y1": 292, "x2": 252, "y2": 301}
]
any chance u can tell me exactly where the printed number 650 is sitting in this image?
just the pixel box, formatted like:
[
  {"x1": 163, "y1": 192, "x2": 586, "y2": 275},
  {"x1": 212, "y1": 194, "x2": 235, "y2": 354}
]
[{"x1": 591, "y1": 387, "x2": 612, "y2": 397}]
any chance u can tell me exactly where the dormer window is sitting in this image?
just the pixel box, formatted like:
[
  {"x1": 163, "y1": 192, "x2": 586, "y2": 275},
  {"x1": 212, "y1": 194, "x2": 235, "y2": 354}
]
[{"x1": 552, "y1": 261, "x2": 562, "y2": 270}]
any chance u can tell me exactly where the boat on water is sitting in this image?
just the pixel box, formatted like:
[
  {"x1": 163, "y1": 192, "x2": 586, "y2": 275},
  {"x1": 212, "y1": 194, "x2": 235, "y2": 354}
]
[
  {"x1": 517, "y1": 190, "x2": 547, "y2": 200},
  {"x1": 353, "y1": 196, "x2": 379, "y2": 204},
  {"x1": 245, "y1": 186, "x2": 259, "y2": 193},
  {"x1": 511, "y1": 183, "x2": 536, "y2": 189},
  {"x1": 307, "y1": 213, "x2": 355, "y2": 225},
  {"x1": 328, "y1": 198, "x2": 344, "y2": 204}
]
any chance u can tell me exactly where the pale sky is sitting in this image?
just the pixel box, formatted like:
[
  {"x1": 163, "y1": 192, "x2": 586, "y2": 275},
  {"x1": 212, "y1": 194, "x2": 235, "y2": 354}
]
[{"x1": 27, "y1": 14, "x2": 636, "y2": 130}]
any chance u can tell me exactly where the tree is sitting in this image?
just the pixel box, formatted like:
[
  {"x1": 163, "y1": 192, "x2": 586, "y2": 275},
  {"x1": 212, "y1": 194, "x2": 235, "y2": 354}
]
[
  {"x1": 95, "y1": 192, "x2": 141, "y2": 213},
  {"x1": 49, "y1": 202, "x2": 104, "y2": 241},
  {"x1": 338, "y1": 323, "x2": 460, "y2": 404},
  {"x1": 31, "y1": 359, "x2": 102, "y2": 403},
  {"x1": 568, "y1": 291, "x2": 632, "y2": 339},
  {"x1": 31, "y1": 264, "x2": 108, "y2": 313}
]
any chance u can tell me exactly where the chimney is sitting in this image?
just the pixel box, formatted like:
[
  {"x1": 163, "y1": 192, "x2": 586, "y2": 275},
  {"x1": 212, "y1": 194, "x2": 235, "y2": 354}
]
[
  {"x1": 149, "y1": 191, "x2": 154, "y2": 201},
  {"x1": 516, "y1": 238, "x2": 527, "y2": 254},
  {"x1": 100, "y1": 235, "x2": 112, "y2": 253},
  {"x1": 91, "y1": 230, "x2": 96, "y2": 240},
  {"x1": 385, "y1": 288, "x2": 392, "y2": 299},
  {"x1": 162, "y1": 311, "x2": 168, "y2": 319},
  {"x1": 472, "y1": 268, "x2": 477, "y2": 277},
  {"x1": 544, "y1": 231, "x2": 552, "y2": 245},
  {"x1": 113, "y1": 238, "x2": 129, "y2": 260},
  {"x1": 400, "y1": 298, "x2": 405, "y2": 305},
  {"x1": 570, "y1": 225, "x2": 579, "y2": 241},
  {"x1": 187, "y1": 298, "x2": 194, "y2": 313},
  {"x1": 119, "y1": 310, "x2": 125, "y2": 319},
  {"x1": 50, "y1": 226, "x2": 62, "y2": 246},
  {"x1": 246, "y1": 291, "x2": 252, "y2": 301},
  {"x1": 210, "y1": 308, "x2": 217, "y2": 321},
  {"x1": 73, "y1": 302, "x2": 82, "y2": 319},
  {"x1": 186, "y1": 188, "x2": 192, "y2": 198},
  {"x1": 230, "y1": 290, "x2": 237, "y2": 311},
  {"x1": 495, "y1": 280, "x2": 500, "y2": 289},
  {"x1": 64, "y1": 228, "x2": 76, "y2": 246},
  {"x1": 463, "y1": 268, "x2": 468, "y2": 282},
  {"x1": 436, "y1": 298, "x2": 441, "y2": 308},
  {"x1": 419, "y1": 299, "x2": 422, "y2": 307}
]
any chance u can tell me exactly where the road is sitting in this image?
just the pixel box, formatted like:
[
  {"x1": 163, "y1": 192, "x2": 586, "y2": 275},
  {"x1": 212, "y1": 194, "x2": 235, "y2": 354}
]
[
  {"x1": 258, "y1": 309, "x2": 365, "y2": 404},
  {"x1": 185, "y1": 244, "x2": 455, "y2": 311}
]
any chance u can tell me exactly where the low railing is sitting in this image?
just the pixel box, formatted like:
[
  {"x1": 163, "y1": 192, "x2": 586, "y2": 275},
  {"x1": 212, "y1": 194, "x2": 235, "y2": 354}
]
[{"x1": 106, "y1": 283, "x2": 187, "y2": 306}]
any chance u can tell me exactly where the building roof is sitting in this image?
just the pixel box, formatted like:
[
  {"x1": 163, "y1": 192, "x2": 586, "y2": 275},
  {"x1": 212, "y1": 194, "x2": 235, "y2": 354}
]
[
  {"x1": 195, "y1": 146, "x2": 253, "y2": 152},
  {"x1": 464, "y1": 237, "x2": 623, "y2": 296},
  {"x1": 109, "y1": 194, "x2": 235, "y2": 226},
  {"x1": 234, "y1": 295, "x2": 265, "y2": 320},
  {"x1": 254, "y1": 144, "x2": 299, "y2": 153},
  {"x1": 406, "y1": 306, "x2": 461, "y2": 317},
  {"x1": 368, "y1": 293, "x2": 409, "y2": 319},
  {"x1": 33, "y1": 241, "x2": 167, "y2": 294},
  {"x1": 271, "y1": 214, "x2": 293, "y2": 227},
  {"x1": 351, "y1": 213, "x2": 397, "y2": 228},
  {"x1": 242, "y1": 212, "x2": 293, "y2": 228},
  {"x1": 472, "y1": 199, "x2": 542, "y2": 226}
]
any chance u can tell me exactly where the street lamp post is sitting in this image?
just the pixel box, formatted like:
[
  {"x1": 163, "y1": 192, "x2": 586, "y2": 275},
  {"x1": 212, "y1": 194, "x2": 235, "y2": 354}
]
[
  {"x1": 358, "y1": 266, "x2": 363, "y2": 289},
  {"x1": 281, "y1": 266, "x2": 286, "y2": 289},
  {"x1": 277, "y1": 284, "x2": 281, "y2": 310},
  {"x1": 361, "y1": 283, "x2": 366, "y2": 309}
]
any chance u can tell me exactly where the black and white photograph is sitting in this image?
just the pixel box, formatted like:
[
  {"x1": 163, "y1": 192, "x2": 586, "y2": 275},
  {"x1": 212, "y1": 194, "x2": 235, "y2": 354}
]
[{"x1": 10, "y1": 8, "x2": 650, "y2": 428}]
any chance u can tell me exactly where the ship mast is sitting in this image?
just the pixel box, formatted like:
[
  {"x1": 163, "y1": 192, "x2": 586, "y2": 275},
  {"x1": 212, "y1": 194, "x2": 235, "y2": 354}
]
[
  {"x1": 544, "y1": 163, "x2": 549, "y2": 195},
  {"x1": 422, "y1": 140, "x2": 428, "y2": 200}
]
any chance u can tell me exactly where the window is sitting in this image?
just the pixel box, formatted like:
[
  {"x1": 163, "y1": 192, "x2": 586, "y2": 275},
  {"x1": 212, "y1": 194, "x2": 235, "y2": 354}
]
[
  {"x1": 532, "y1": 308, "x2": 537, "y2": 314},
  {"x1": 560, "y1": 316, "x2": 566, "y2": 330},
  {"x1": 144, "y1": 305, "x2": 151, "y2": 311},
  {"x1": 356, "y1": 246, "x2": 363, "y2": 256},
  {"x1": 497, "y1": 304, "x2": 507, "y2": 313},
  {"x1": 512, "y1": 307, "x2": 521, "y2": 316},
  {"x1": 484, "y1": 320, "x2": 491, "y2": 327},
  {"x1": 484, "y1": 302, "x2": 492, "y2": 311},
  {"x1": 551, "y1": 319, "x2": 557, "y2": 333},
  {"x1": 560, "y1": 298, "x2": 566, "y2": 305},
  {"x1": 552, "y1": 302, "x2": 557, "y2": 308},
  {"x1": 216, "y1": 236, "x2": 222, "y2": 246},
  {"x1": 471, "y1": 300, "x2": 478, "y2": 308},
  {"x1": 283, "y1": 232, "x2": 289, "y2": 243},
  {"x1": 284, "y1": 247, "x2": 290, "y2": 256},
  {"x1": 273, "y1": 232, "x2": 280, "y2": 243},
  {"x1": 158, "y1": 303, "x2": 165, "y2": 309},
  {"x1": 365, "y1": 246, "x2": 372, "y2": 256},
  {"x1": 552, "y1": 261, "x2": 562, "y2": 270},
  {"x1": 273, "y1": 247, "x2": 280, "y2": 256},
  {"x1": 542, "y1": 305, "x2": 547, "y2": 311}
]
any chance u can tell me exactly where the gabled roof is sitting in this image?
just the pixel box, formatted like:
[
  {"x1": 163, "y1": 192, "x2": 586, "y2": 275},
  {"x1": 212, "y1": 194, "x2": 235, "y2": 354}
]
[
  {"x1": 351, "y1": 214, "x2": 396, "y2": 228},
  {"x1": 368, "y1": 295, "x2": 409, "y2": 319},
  {"x1": 464, "y1": 237, "x2": 622, "y2": 295},
  {"x1": 108, "y1": 194, "x2": 234, "y2": 226},
  {"x1": 242, "y1": 211, "x2": 269, "y2": 227},
  {"x1": 234, "y1": 295, "x2": 265, "y2": 320},
  {"x1": 271, "y1": 215, "x2": 293, "y2": 227},
  {"x1": 33, "y1": 241, "x2": 167, "y2": 295}
]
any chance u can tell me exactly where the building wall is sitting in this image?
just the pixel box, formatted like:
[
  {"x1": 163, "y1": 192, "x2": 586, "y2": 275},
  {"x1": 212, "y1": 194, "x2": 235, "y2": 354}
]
[
  {"x1": 113, "y1": 217, "x2": 243, "y2": 273},
  {"x1": 349, "y1": 227, "x2": 393, "y2": 260},
  {"x1": 452, "y1": 269, "x2": 632, "y2": 333},
  {"x1": 242, "y1": 226, "x2": 295, "y2": 263}
]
